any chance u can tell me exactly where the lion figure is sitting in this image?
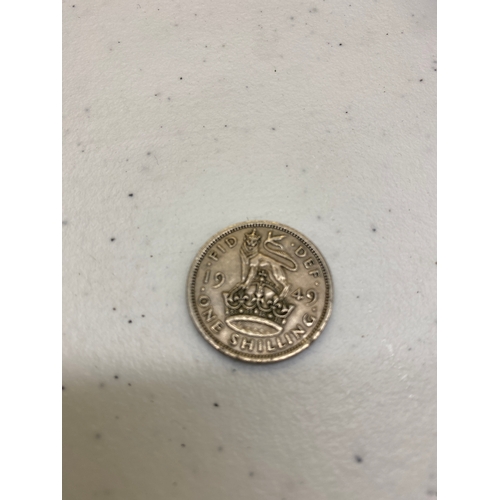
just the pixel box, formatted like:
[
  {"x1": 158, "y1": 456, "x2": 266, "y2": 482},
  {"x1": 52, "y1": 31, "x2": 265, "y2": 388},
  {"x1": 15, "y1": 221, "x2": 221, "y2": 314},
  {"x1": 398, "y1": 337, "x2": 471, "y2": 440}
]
[{"x1": 239, "y1": 229, "x2": 297, "y2": 299}]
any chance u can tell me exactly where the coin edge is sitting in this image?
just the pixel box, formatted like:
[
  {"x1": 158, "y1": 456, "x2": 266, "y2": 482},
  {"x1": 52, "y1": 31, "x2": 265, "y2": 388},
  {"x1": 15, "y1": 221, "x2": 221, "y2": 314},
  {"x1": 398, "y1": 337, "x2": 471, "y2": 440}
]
[{"x1": 186, "y1": 220, "x2": 333, "y2": 363}]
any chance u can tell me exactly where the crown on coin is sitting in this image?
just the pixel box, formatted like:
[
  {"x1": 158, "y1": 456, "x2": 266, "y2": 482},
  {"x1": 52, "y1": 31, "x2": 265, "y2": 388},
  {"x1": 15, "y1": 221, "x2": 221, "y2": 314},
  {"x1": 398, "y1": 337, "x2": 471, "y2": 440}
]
[
  {"x1": 223, "y1": 269, "x2": 294, "y2": 337},
  {"x1": 245, "y1": 228, "x2": 261, "y2": 246}
]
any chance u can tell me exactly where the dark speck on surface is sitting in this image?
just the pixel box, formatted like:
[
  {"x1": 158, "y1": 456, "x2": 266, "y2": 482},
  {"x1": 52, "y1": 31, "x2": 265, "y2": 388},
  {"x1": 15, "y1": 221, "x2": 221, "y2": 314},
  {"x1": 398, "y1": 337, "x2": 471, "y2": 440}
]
[
  {"x1": 95, "y1": 433, "x2": 101, "y2": 440},
  {"x1": 356, "y1": 296, "x2": 360, "y2": 299},
  {"x1": 249, "y1": 472, "x2": 255, "y2": 477},
  {"x1": 113, "y1": 307, "x2": 116, "y2": 311},
  {"x1": 355, "y1": 455, "x2": 363, "y2": 463},
  {"x1": 110, "y1": 238, "x2": 115, "y2": 242},
  {"x1": 181, "y1": 443, "x2": 186, "y2": 447},
  {"x1": 179, "y1": 77, "x2": 183, "y2": 80},
  {"x1": 128, "y1": 193, "x2": 133, "y2": 197},
  {"x1": 62, "y1": 220, "x2": 68, "y2": 225},
  {"x1": 128, "y1": 320, "x2": 132, "y2": 324},
  {"x1": 62, "y1": 386, "x2": 65, "y2": 390},
  {"x1": 339, "y1": 43, "x2": 343, "y2": 46},
  {"x1": 99, "y1": 383, "x2": 105, "y2": 388},
  {"x1": 213, "y1": 403, "x2": 219, "y2": 407},
  {"x1": 147, "y1": 152, "x2": 151, "y2": 156},
  {"x1": 218, "y1": 446, "x2": 223, "y2": 452},
  {"x1": 114, "y1": 375, "x2": 119, "y2": 379},
  {"x1": 420, "y1": 79, "x2": 423, "y2": 82},
  {"x1": 128, "y1": 383, "x2": 132, "y2": 386},
  {"x1": 141, "y1": 314, "x2": 145, "y2": 317},
  {"x1": 372, "y1": 228, "x2": 376, "y2": 232}
]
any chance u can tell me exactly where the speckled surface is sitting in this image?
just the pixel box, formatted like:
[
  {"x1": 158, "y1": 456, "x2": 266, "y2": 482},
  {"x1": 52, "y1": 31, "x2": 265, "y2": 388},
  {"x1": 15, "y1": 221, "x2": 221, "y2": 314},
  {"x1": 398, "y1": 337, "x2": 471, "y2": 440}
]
[{"x1": 62, "y1": 1, "x2": 436, "y2": 499}]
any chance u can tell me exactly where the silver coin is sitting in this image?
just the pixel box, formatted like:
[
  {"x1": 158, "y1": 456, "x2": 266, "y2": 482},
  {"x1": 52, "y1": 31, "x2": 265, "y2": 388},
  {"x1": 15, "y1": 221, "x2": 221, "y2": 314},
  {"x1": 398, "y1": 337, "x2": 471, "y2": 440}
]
[{"x1": 187, "y1": 221, "x2": 333, "y2": 363}]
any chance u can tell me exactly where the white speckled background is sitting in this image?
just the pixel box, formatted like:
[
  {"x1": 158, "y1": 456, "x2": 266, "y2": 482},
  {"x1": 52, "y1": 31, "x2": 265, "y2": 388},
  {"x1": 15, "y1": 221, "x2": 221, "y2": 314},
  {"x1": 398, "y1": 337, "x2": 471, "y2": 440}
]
[{"x1": 62, "y1": 0, "x2": 436, "y2": 499}]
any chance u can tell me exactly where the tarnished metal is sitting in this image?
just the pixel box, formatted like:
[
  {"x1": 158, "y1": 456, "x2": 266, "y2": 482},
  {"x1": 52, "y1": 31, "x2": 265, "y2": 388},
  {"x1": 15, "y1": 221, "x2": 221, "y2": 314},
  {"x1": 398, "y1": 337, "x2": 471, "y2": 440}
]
[{"x1": 187, "y1": 221, "x2": 333, "y2": 363}]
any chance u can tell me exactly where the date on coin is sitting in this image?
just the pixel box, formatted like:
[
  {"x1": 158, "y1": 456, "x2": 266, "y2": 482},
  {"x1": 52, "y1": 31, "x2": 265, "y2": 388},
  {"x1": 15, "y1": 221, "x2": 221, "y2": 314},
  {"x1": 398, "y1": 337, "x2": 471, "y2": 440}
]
[{"x1": 187, "y1": 221, "x2": 333, "y2": 363}]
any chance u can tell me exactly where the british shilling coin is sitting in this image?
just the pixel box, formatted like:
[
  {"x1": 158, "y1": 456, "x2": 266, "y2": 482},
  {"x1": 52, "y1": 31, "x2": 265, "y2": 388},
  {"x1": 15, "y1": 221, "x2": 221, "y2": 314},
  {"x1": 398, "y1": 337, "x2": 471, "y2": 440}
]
[{"x1": 187, "y1": 221, "x2": 333, "y2": 363}]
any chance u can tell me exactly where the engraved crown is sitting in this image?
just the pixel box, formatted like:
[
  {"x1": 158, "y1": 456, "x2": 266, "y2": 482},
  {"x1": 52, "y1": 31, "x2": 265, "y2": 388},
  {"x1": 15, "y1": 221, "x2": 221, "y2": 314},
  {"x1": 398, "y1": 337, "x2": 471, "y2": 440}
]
[
  {"x1": 244, "y1": 228, "x2": 261, "y2": 248},
  {"x1": 223, "y1": 269, "x2": 294, "y2": 337}
]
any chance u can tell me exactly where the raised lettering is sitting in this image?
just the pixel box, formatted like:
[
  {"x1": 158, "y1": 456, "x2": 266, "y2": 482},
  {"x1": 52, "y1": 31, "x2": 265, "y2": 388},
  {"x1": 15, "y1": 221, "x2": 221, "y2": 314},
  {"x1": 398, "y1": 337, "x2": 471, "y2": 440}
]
[
  {"x1": 203, "y1": 269, "x2": 211, "y2": 284},
  {"x1": 230, "y1": 333, "x2": 239, "y2": 346},
  {"x1": 277, "y1": 336, "x2": 287, "y2": 349},
  {"x1": 290, "y1": 324, "x2": 306, "y2": 340},
  {"x1": 202, "y1": 308, "x2": 215, "y2": 322},
  {"x1": 213, "y1": 272, "x2": 225, "y2": 288},
  {"x1": 308, "y1": 269, "x2": 320, "y2": 278},
  {"x1": 266, "y1": 338, "x2": 277, "y2": 351},
  {"x1": 241, "y1": 337, "x2": 254, "y2": 351},
  {"x1": 211, "y1": 320, "x2": 224, "y2": 334},
  {"x1": 225, "y1": 237, "x2": 237, "y2": 248},
  {"x1": 208, "y1": 251, "x2": 218, "y2": 261},
  {"x1": 257, "y1": 340, "x2": 264, "y2": 352},
  {"x1": 304, "y1": 258, "x2": 315, "y2": 269},
  {"x1": 284, "y1": 333, "x2": 294, "y2": 345},
  {"x1": 216, "y1": 244, "x2": 226, "y2": 253},
  {"x1": 295, "y1": 246, "x2": 307, "y2": 258},
  {"x1": 198, "y1": 295, "x2": 210, "y2": 307},
  {"x1": 303, "y1": 313, "x2": 315, "y2": 327},
  {"x1": 291, "y1": 288, "x2": 304, "y2": 301},
  {"x1": 306, "y1": 289, "x2": 318, "y2": 304}
]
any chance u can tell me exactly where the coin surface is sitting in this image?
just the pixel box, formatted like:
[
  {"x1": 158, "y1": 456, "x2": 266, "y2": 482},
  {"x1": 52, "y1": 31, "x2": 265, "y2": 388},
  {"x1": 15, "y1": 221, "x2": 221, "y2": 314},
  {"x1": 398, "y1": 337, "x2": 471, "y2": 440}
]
[{"x1": 187, "y1": 221, "x2": 333, "y2": 363}]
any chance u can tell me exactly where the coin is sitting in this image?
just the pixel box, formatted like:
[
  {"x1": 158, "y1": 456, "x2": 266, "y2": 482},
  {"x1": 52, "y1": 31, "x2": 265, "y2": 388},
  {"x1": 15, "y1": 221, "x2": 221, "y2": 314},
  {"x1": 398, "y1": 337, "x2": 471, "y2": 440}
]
[{"x1": 187, "y1": 221, "x2": 333, "y2": 363}]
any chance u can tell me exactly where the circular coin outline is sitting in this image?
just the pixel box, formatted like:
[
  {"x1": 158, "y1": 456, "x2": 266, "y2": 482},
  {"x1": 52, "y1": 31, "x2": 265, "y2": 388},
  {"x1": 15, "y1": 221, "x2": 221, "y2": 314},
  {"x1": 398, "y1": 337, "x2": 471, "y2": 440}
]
[{"x1": 187, "y1": 220, "x2": 333, "y2": 363}]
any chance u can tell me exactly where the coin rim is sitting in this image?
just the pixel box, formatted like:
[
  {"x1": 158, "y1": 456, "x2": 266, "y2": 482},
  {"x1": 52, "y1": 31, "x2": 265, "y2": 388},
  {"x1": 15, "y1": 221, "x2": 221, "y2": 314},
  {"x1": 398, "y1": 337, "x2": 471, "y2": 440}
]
[{"x1": 187, "y1": 220, "x2": 333, "y2": 363}]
